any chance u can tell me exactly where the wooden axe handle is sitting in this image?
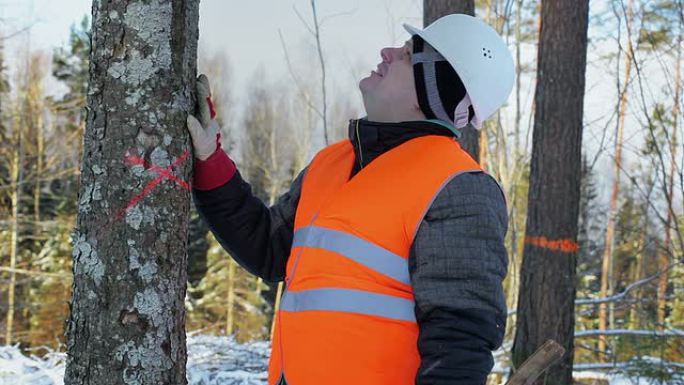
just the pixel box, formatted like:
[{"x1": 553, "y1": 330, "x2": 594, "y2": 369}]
[{"x1": 505, "y1": 340, "x2": 565, "y2": 385}]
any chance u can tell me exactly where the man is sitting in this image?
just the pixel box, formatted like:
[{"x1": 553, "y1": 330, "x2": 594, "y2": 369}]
[{"x1": 188, "y1": 14, "x2": 514, "y2": 385}]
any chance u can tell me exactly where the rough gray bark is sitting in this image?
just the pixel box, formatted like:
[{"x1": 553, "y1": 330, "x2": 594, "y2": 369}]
[
  {"x1": 512, "y1": 0, "x2": 589, "y2": 384},
  {"x1": 423, "y1": 0, "x2": 479, "y2": 162},
  {"x1": 64, "y1": 1, "x2": 199, "y2": 384}
]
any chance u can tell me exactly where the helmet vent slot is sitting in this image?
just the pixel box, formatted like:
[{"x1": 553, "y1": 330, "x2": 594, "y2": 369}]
[{"x1": 482, "y1": 47, "x2": 493, "y2": 59}]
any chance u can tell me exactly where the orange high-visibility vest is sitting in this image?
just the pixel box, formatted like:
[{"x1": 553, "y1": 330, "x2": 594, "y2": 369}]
[{"x1": 268, "y1": 135, "x2": 482, "y2": 385}]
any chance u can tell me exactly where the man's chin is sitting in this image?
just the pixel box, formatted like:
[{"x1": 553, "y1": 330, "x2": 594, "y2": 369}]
[{"x1": 358, "y1": 76, "x2": 375, "y2": 95}]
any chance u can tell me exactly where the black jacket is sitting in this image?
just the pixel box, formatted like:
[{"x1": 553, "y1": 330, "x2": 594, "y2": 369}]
[{"x1": 192, "y1": 119, "x2": 509, "y2": 384}]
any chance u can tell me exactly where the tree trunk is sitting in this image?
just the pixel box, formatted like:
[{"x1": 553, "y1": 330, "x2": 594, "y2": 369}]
[
  {"x1": 504, "y1": 0, "x2": 527, "y2": 340},
  {"x1": 479, "y1": 121, "x2": 489, "y2": 170},
  {"x1": 658, "y1": 11, "x2": 681, "y2": 330},
  {"x1": 512, "y1": 0, "x2": 589, "y2": 384},
  {"x1": 271, "y1": 281, "x2": 283, "y2": 340},
  {"x1": 514, "y1": 0, "x2": 523, "y2": 153},
  {"x1": 423, "y1": 0, "x2": 479, "y2": 162},
  {"x1": 268, "y1": 169, "x2": 283, "y2": 340},
  {"x1": 478, "y1": 0, "x2": 498, "y2": 172},
  {"x1": 64, "y1": 1, "x2": 199, "y2": 384},
  {"x1": 28, "y1": 53, "x2": 46, "y2": 233},
  {"x1": 599, "y1": 0, "x2": 633, "y2": 359},
  {"x1": 6, "y1": 108, "x2": 24, "y2": 345},
  {"x1": 226, "y1": 259, "x2": 236, "y2": 336},
  {"x1": 34, "y1": 111, "x2": 44, "y2": 228},
  {"x1": 628, "y1": 221, "x2": 647, "y2": 330},
  {"x1": 424, "y1": 0, "x2": 474, "y2": 21}
]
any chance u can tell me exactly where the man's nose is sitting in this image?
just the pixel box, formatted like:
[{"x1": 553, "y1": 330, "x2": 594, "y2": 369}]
[{"x1": 380, "y1": 47, "x2": 392, "y2": 63}]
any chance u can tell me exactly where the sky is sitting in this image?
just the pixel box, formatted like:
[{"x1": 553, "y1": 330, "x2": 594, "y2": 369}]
[
  {"x1": 0, "y1": 0, "x2": 591, "y2": 141},
  {"x1": 0, "y1": 0, "x2": 677, "y2": 210},
  {"x1": 0, "y1": 0, "x2": 424, "y2": 160},
  {"x1": 1, "y1": 0, "x2": 422, "y2": 108}
]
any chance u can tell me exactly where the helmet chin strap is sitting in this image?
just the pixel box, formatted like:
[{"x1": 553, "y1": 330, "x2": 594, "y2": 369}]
[{"x1": 454, "y1": 94, "x2": 474, "y2": 129}]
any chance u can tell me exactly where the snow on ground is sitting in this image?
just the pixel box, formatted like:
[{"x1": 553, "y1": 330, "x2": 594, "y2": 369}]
[
  {"x1": 573, "y1": 371, "x2": 667, "y2": 385},
  {"x1": 185, "y1": 335, "x2": 269, "y2": 385},
  {"x1": 0, "y1": 335, "x2": 270, "y2": 385},
  {"x1": 0, "y1": 335, "x2": 681, "y2": 385}
]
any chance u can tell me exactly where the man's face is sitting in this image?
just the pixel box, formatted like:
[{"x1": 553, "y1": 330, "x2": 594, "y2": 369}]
[{"x1": 359, "y1": 40, "x2": 420, "y2": 121}]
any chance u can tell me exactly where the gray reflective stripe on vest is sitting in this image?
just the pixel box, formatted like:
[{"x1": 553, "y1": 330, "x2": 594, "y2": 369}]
[
  {"x1": 280, "y1": 288, "x2": 416, "y2": 322},
  {"x1": 292, "y1": 226, "x2": 410, "y2": 285}
]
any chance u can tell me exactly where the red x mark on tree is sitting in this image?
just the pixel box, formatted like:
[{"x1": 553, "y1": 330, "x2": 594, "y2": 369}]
[{"x1": 115, "y1": 148, "x2": 192, "y2": 220}]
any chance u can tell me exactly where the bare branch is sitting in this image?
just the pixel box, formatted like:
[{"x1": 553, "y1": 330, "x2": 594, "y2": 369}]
[
  {"x1": 310, "y1": 0, "x2": 329, "y2": 145},
  {"x1": 575, "y1": 268, "x2": 669, "y2": 305},
  {"x1": 319, "y1": 7, "x2": 358, "y2": 27},
  {"x1": 574, "y1": 329, "x2": 684, "y2": 338},
  {"x1": 277, "y1": 29, "x2": 324, "y2": 119},
  {"x1": 292, "y1": 5, "x2": 316, "y2": 37},
  {"x1": 508, "y1": 262, "x2": 682, "y2": 317},
  {"x1": 0, "y1": 23, "x2": 35, "y2": 42},
  {"x1": 0, "y1": 267, "x2": 70, "y2": 279},
  {"x1": 574, "y1": 361, "x2": 684, "y2": 370}
]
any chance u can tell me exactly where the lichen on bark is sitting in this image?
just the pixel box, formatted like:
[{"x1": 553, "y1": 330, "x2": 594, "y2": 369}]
[{"x1": 65, "y1": 1, "x2": 199, "y2": 384}]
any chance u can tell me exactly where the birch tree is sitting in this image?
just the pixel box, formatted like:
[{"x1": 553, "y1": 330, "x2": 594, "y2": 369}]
[
  {"x1": 4, "y1": 86, "x2": 24, "y2": 348},
  {"x1": 64, "y1": 1, "x2": 200, "y2": 384},
  {"x1": 598, "y1": 0, "x2": 635, "y2": 360},
  {"x1": 629, "y1": 0, "x2": 684, "y2": 334},
  {"x1": 643, "y1": 0, "x2": 684, "y2": 331},
  {"x1": 240, "y1": 72, "x2": 303, "y2": 339},
  {"x1": 2, "y1": 51, "x2": 49, "y2": 345}
]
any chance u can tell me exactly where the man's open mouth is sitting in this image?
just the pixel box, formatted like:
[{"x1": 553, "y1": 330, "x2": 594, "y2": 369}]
[{"x1": 374, "y1": 64, "x2": 387, "y2": 77}]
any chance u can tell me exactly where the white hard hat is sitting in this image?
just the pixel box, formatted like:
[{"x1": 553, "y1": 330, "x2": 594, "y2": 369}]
[{"x1": 404, "y1": 14, "x2": 514, "y2": 128}]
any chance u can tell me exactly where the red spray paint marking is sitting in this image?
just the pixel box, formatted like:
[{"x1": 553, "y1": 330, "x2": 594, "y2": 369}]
[
  {"x1": 114, "y1": 148, "x2": 191, "y2": 221},
  {"x1": 525, "y1": 236, "x2": 579, "y2": 253}
]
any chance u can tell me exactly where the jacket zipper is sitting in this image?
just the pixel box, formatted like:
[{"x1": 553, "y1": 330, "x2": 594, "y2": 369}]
[{"x1": 354, "y1": 119, "x2": 364, "y2": 169}]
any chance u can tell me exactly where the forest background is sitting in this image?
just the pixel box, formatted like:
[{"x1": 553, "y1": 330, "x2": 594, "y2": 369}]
[{"x1": 0, "y1": 0, "x2": 682, "y2": 383}]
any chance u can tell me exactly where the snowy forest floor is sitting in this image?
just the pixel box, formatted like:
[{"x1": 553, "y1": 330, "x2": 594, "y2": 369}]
[
  {"x1": 0, "y1": 335, "x2": 269, "y2": 385},
  {"x1": 0, "y1": 334, "x2": 679, "y2": 385}
]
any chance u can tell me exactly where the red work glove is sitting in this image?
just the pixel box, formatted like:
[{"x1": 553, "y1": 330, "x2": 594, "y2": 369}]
[{"x1": 187, "y1": 74, "x2": 236, "y2": 190}]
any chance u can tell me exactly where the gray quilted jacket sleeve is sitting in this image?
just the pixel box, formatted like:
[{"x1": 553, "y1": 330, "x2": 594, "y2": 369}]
[
  {"x1": 192, "y1": 167, "x2": 307, "y2": 282},
  {"x1": 410, "y1": 171, "x2": 509, "y2": 385}
]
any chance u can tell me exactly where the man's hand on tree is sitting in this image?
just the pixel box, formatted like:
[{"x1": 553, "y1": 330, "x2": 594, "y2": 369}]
[{"x1": 187, "y1": 74, "x2": 220, "y2": 161}]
